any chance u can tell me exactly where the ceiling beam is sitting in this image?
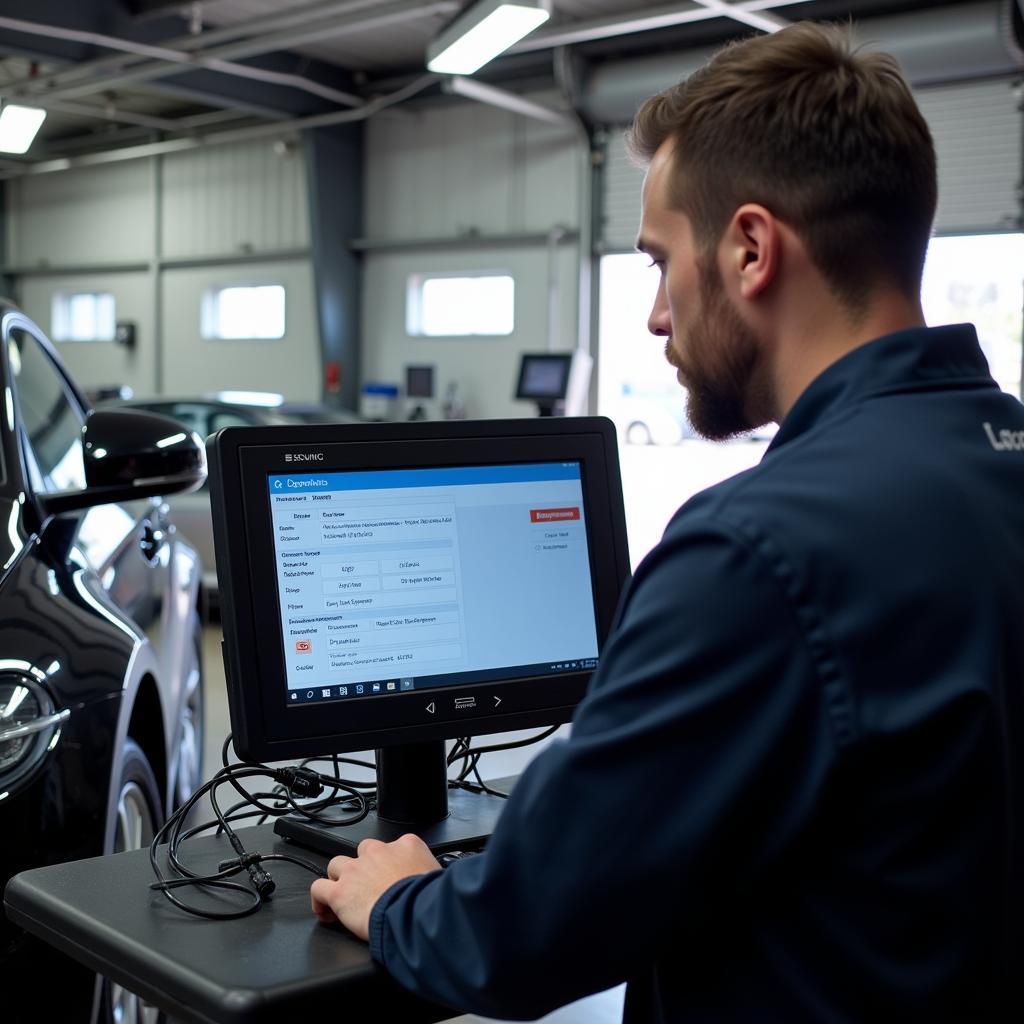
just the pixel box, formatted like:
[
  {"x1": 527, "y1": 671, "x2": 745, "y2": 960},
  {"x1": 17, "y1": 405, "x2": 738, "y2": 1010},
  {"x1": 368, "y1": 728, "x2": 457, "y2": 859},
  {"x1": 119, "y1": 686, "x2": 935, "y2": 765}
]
[
  {"x1": 1, "y1": 0, "x2": 387, "y2": 95},
  {"x1": 511, "y1": 0, "x2": 812, "y2": 52},
  {"x1": 3, "y1": 0, "x2": 455, "y2": 108},
  {"x1": 693, "y1": 0, "x2": 790, "y2": 32},
  {"x1": 0, "y1": 13, "x2": 364, "y2": 108}
]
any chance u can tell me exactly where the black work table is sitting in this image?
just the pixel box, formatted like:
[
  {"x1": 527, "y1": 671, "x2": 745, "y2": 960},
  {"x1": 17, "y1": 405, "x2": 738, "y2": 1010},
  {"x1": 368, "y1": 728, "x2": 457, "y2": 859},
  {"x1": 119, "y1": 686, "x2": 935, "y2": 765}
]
[{"x1": 3, "y1": 822, "x2": 459, "y2": 1024}]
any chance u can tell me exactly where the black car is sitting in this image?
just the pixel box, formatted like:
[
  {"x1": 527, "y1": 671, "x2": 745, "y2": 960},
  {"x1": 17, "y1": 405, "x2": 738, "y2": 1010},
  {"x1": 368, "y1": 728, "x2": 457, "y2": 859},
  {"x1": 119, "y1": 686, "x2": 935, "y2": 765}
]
[{"x1": 0, "y1": 303, "x2": 207, "y2": 1022}]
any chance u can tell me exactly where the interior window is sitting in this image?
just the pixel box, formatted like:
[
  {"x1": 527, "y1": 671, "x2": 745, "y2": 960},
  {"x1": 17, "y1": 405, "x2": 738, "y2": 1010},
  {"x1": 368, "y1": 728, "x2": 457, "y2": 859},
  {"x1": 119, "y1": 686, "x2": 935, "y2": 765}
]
[
  {"x1": 406, "y1": 272, "x2": 515, "y2": 337},
  {"x1": 50, "y1": 291, "x2": 116, "y2": 342},
  {"x1": 201, "y1": 285, "x2": 286, "y2": 340},
  {"x1": 7, "y1": 327, "x2": 87, "y2": 494}
]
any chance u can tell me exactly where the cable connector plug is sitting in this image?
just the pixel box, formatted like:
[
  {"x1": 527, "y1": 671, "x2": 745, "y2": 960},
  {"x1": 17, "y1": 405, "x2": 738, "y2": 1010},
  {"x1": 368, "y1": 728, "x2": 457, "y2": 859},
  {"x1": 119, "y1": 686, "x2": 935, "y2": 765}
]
[
  {"x1": 247, "y1": 865, "x2": 276, "y2": 900},
  {"x1": 275, "y1": 766, "x2": 324, "y2": 798},
  {"x1": 217, "y1": 852, "x2": 277, "y2": 900}
]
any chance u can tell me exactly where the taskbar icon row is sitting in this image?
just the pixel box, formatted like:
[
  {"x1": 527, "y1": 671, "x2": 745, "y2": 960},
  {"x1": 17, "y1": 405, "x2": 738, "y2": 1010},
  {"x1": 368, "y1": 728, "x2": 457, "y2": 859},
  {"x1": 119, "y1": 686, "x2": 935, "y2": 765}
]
[{"x1": 290, "y1": 678, "x2": 415, "y2": 703}]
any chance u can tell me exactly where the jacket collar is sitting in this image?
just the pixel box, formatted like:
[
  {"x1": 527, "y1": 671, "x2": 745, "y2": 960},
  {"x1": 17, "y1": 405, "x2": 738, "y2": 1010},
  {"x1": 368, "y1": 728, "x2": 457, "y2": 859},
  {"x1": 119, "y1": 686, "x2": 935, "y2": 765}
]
[{"x1": 767, "y1": 324, "x2": 995, "y2": 454}]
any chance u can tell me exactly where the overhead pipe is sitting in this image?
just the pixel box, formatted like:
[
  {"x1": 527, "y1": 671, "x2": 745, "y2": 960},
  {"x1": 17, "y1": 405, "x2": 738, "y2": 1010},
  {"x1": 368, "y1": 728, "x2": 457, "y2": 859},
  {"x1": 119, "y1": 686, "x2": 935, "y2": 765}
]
[
  {"x1": 0, "y1": 14, "x2": 363, "y2": 109},
  {"x1": 510, "y1": 0, "x2": 814, "y2": 52},
  {"x1": 692, "y1": 0, "x2": 792, "y2": 33},
  {"x1": 441, "y1": 77, "x2": 576, "y2": 127},
  {"x1": 0, "y1": 75, "x2": 438, "y2": 180},
  {"x1": 26, "y1": 99, "x2": 259, "y2": 146},
  {"x1": 3, "y1": 1, "x2": 457, "y2": 109},
  {"x1": 2, "y1": 0, "x2": 411, "y2": 96}
]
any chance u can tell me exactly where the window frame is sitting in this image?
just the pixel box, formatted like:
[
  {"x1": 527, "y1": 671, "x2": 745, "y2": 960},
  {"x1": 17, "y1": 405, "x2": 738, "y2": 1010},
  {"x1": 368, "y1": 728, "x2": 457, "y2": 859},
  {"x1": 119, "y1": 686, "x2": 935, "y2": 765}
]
[
  {"x1": 200, "y1": 283, "x2": 287, "y2": 341},
  {"x1": 405, "y1": 269, "x2": 516, "y2": 338},
  {"x1": 50, "y1": 291, "x2": 117, "y2": 343},
  {"x1": 5, "y1": 318, "x2": 89, "y2": 498}
]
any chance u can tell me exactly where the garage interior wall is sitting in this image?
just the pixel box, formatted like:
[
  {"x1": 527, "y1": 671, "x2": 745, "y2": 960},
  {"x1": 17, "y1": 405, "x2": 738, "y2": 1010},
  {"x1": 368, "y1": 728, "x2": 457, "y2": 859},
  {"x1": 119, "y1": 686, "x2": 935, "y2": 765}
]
[
  {"x1": 4, "y1": 138, "x2": 321, "y2": 402},
  {"x1": 360, "y1": 96, "x2": 582, "y2": 420},
  {"x1": 601, "y1": 75, "x2": 1023, "y2": 251}
]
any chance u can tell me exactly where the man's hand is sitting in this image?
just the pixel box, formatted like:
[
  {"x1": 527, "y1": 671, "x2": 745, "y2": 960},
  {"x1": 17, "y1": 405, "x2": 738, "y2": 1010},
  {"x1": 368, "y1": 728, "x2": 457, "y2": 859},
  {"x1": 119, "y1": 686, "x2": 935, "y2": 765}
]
[{"x1": 310, "y1": 833, "x2": 441, "y2": 940}]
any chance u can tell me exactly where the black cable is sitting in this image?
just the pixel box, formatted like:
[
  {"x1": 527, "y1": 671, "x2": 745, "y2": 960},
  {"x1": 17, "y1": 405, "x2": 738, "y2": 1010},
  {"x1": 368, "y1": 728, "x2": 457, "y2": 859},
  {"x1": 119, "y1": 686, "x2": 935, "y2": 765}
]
[
  {"x1": 446, "y1": 725, "x2": 561, "y2": 768},
  {"x1": 149, "y1": 753, "x2": 350, "y2": 919},
  {"x1": 151, "y1": 725, "x2": 559, "y2": 919}
]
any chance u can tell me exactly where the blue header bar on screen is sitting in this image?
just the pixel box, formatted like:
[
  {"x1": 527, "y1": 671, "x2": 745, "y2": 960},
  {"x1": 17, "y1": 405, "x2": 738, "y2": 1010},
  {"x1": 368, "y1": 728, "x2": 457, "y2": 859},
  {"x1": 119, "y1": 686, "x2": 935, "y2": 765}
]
[{"x1": 268, "y1": 461, "x2": 581, "y2": 494}]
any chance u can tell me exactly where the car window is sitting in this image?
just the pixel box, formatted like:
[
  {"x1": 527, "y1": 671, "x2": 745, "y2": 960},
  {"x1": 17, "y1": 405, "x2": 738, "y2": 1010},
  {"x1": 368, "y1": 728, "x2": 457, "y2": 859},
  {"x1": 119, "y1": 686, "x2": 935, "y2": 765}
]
[
  {"x1": 136, "y1": 402, "x2": 208, "y2": 436},
  {"x1": 7, "y1": 326, "x2": 87, "y2": 494},
  {"x1": 208, "y1": 409, "x2": 262, "y2": 434},
  {"x1": 138, "y1": 402, "x2": 260, "y2": 438}
]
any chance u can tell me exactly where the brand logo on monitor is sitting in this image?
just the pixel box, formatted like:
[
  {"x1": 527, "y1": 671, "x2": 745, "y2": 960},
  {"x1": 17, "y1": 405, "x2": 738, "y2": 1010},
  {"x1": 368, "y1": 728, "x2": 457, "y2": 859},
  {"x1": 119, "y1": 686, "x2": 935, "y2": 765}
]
[
  {"x1": 284, "y1": 452, "x2": 325, "y2": 462},
  {"x1": 295, "y1": 639, "x2": 312, "y2": 653}
]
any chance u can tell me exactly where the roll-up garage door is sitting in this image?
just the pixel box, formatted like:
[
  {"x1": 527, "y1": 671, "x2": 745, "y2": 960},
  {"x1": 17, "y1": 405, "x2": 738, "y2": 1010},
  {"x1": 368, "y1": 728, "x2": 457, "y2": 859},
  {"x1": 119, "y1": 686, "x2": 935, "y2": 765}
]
[
  {"x1": 916, "y1": 77, "x2": 1021, "y2": 234},
  {"x1": 600, "y1": 76, "x2": 1021, "y2": 251}
]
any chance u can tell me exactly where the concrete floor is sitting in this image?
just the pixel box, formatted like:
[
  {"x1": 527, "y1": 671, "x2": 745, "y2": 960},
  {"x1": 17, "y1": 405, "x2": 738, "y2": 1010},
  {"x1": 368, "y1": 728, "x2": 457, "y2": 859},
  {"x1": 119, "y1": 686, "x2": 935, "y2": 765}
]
[{"x1": 198, "y1": 625, "x2": 625, "y2": 1024}]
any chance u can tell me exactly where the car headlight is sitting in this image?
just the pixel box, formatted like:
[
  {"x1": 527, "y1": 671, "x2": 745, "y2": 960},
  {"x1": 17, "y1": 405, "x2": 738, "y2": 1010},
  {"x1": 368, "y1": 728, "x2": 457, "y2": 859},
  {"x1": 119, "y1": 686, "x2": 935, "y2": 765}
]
[{"x1": 0, "y1": 676, "x2": 69, "y2": 794}]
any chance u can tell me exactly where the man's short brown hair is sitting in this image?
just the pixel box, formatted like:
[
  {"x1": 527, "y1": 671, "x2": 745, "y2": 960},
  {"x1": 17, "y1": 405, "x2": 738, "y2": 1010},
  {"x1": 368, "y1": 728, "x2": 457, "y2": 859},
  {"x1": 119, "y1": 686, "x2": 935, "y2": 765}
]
[{"x1": 627, "y1": 22, "x2": 937, "y2": 310}]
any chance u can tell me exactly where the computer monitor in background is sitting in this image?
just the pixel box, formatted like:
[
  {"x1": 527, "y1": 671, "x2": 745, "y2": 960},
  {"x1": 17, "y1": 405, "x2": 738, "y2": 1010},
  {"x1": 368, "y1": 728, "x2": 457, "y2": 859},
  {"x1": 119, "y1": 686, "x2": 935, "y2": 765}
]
[
  {"x1": 404, "y1": 364, "x2": 435, "y2": 421},
  {"x1": 515, "y1": 351, "x2": 592, "y2": 416},
  {"x1": 208, "y1": 417, "x2": 629, "y2": 855},
  {"x1": 405, "y1": 364, "x2": 435, "y2": 399}
]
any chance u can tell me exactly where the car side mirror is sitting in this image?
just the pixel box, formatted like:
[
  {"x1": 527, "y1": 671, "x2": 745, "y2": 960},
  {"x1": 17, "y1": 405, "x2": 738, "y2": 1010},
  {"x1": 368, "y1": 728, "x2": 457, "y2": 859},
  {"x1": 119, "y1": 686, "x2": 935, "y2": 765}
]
[{"x1": 40, "y1": 409, "x2": 207, "y2": 517}]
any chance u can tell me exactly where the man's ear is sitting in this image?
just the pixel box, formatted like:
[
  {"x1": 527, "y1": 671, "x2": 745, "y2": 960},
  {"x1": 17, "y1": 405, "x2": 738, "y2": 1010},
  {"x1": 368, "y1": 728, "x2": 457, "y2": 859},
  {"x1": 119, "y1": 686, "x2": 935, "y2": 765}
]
[{"x1": 721, "y1": 204, "x2": 779, "y2": 301}]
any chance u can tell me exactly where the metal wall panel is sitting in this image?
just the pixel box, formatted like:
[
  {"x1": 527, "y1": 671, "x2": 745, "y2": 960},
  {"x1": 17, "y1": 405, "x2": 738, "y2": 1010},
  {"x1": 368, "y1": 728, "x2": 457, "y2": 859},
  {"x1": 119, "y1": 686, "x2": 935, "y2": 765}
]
[
  {"x1": 161, "y1": 260, "x2": 320, "y2": 401},
  {"x1": 361, "y1": 95, "x2": 583, "y2": 417},
  {"x1": 18, "y1": 271, "x2": 156, "y2": 396},
  {"x1": 600, "y1": 76, "x2": 1023, "y2": 251},
  {"x1": 5, "y1": 142, "x2": 320, "y2": 398},
  {"x1": 360, "y1": 243, "x2": 580, "y2": 420},
  {"x1": 6, "y1": 161, "x2": 154, "y2": 267},
  {"x1": 161, "y1": 139, "x2": 311, "y2": 259},
  {"x1": 364, "y1": 95, "x2": 580, "y2": 240}
]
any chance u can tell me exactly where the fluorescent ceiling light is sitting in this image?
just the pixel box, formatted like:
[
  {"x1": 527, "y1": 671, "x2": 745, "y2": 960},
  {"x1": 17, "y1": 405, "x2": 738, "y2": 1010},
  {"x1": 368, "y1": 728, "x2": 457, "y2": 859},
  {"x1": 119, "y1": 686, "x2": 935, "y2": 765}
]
[
  {"x1": 0, "y1": 104, "x2": 46, "y2": 154},
  {"x1": 427, "y1": 0, "x2": 550, "y2": 75}
]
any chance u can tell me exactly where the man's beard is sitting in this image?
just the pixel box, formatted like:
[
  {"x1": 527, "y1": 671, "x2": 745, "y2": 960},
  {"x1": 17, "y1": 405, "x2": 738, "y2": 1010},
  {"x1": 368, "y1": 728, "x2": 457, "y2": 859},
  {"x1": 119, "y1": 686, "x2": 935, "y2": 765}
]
[{"x1": 667, "y1": 259, "x2": 767, "y2": 441}]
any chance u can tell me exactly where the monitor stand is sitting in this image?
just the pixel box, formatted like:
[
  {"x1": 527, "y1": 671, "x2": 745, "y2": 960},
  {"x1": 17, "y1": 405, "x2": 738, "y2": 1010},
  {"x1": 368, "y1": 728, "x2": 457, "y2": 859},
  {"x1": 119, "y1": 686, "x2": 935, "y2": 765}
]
[
  {"x1": 533, "y1": 399, "x2": 563, "y2": 417},
  {"x1": 273, "y1": 740, "x2": 508, "y2": 857}
]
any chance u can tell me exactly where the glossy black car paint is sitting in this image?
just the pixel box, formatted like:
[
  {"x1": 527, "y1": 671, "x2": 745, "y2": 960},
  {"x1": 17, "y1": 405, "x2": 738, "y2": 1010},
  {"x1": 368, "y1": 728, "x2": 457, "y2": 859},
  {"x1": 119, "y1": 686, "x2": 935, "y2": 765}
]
[{"x1": 0, "y1": 304, "x2": 206, "y2": 1021}]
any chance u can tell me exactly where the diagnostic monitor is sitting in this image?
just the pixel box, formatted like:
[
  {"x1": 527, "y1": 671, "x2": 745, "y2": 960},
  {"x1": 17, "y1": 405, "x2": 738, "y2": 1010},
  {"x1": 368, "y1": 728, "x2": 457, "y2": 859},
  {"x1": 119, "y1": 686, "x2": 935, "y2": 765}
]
[{"x1": 208, "y1": 417, "x2": 629, "y2": 854}]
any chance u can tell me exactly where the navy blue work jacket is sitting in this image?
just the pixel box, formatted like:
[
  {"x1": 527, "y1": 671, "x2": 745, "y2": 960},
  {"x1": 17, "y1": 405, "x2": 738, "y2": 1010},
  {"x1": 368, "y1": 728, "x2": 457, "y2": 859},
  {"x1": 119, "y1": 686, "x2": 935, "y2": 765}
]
[{"x1": 369, "y1": 324, "x2": 1024, "y2": 1022}]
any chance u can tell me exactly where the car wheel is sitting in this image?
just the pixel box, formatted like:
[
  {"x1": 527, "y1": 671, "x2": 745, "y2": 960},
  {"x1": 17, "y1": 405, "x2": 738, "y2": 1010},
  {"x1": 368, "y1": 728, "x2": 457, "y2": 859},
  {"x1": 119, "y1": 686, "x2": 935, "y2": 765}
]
[
  {"x1": 173, "y1": 621, "x2": 205, "y2": 808},
  {"x1": 626, "y1": 421, "x2": 652, "y2": 445},
  {"x1": 105, "y1": 738, "x2": 164, "y2": 1024}
]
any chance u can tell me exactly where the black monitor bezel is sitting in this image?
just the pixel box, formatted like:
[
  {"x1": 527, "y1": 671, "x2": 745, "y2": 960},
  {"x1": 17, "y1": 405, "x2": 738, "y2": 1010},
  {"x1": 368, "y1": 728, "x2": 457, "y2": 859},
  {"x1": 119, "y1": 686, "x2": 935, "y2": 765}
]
[
  {"x1": 514, "y1": 353, "x2": 573, "y2": 401},
  {"x1": 208, "y1": 417, "x2": 629, "y2": 764}
]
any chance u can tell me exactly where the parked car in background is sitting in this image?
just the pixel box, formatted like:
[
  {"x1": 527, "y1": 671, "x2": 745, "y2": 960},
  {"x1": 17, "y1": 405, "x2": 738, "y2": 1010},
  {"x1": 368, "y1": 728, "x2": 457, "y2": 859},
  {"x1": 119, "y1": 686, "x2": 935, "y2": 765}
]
[
  {"x1": 608, "y1": 383, "x2": 696, "y2": 445},
  {"x1": 0, "y1": 303, "x2": 208, "y2": 1022},
  {"x1": 608, "y1": 384, "x2": 779, "y2": 446},
  {"x1": 97, "y1": 393, "x2": 361, "y2": 610}
]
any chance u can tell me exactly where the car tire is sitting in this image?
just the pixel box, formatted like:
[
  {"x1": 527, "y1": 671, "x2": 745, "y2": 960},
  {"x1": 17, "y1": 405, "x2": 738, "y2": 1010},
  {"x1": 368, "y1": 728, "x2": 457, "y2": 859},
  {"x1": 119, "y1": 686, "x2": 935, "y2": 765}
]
[
  {"x1": 173, "y1": 619, "x2": 205, "y2": 808},
  {"x1": 103, "y1": 739, "x2": 165, "y2": 1024}
]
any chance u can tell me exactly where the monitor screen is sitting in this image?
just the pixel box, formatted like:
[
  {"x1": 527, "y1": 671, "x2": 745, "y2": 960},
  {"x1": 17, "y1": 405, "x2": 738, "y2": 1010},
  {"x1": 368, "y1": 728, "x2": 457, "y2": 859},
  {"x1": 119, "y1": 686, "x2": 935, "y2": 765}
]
[
  {"x1": 209, "y1": 417, "x2": 629, "y2": 768},
  {"x1": 270, "y1": 463, "x2": 599, "y2": 709},
  {"x1": 515, "y1": 354, "x2": 572, "y2": 400},
  {"x1": 405, "y1": 364, "x2": 434, "y2": 399}
]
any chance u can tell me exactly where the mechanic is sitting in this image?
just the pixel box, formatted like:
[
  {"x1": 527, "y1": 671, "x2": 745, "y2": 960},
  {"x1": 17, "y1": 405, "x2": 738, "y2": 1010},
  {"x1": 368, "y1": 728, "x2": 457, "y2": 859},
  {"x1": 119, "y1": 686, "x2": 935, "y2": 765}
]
[{"x1": 311, "y1": 22, "x2": 1024, "y2": 1021}]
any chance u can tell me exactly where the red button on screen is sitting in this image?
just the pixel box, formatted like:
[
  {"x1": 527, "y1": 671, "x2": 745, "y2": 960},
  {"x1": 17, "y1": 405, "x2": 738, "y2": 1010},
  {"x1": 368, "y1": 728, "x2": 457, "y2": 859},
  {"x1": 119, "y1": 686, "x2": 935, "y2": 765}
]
[{"x1": 530, "y1": 507, "x2": 580, "y2": 523}]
